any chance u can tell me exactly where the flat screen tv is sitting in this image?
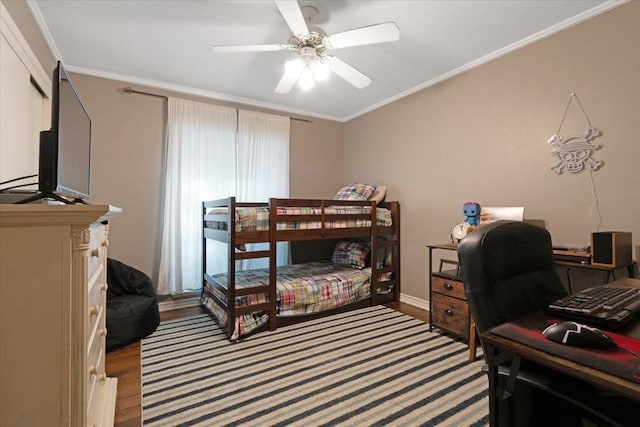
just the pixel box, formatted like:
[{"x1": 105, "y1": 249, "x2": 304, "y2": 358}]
[{"x1": 21, "y1": 61, "x2": 91, "y2": 204}]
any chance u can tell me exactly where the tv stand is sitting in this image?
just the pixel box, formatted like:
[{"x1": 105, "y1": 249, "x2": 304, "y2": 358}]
[{"x1": 15, "y1": 191, "x2": 85, "y2": 205}]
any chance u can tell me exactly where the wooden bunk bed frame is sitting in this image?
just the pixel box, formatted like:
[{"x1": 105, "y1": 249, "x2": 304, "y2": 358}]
[{"x1": 202, "y1": 197, "x2": 401, "y2": 339}]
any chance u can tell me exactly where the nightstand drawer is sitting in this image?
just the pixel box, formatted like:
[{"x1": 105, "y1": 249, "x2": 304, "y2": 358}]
[
  {"x1": 431, "y1": 275, "x2": 466, "y2": 300},
  {"x1": 431, "y1": 292, "x2": 469, "y2": 339}
]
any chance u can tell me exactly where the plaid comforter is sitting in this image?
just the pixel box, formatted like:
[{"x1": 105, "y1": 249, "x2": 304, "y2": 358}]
[
  {"x1": 203, "y1": 261, "x2": 372, "y2": 339},
  {"x1": 206, "y1": 206, "x2": 392, "y2": 231}
]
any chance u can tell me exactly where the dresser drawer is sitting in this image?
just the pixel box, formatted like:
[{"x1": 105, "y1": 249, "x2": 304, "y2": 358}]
[
  {"x1": 87, "y1": 307, "x2": 104, "y2": 368},
  {"x1": 431, "y1": 292, "x2": 469, "y2": 339},
  {"x1": 87, "y1": 293, "x2": 104, "y2": 342},
  {"x1": 87, "y1": 312, "x2": 105, "y2": 409},
  {"x1": 431, "y1": 275, "x2": 466, "y2": 300},
  {"x1": 88, "y1": 223, "x2": 107, "y2": 280},
  {"x1": 87, "y1": 265, "x2": 105, "y2": 333}
]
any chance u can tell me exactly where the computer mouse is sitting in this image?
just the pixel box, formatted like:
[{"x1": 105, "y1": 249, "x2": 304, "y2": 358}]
[{"x1": 542, "y1": 321, "x2": 618, "y2": 349}]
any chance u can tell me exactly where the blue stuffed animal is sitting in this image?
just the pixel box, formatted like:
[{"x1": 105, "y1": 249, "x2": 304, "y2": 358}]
[{"x1": 463, "y1": 202, "x2": 481, "y2": 226}]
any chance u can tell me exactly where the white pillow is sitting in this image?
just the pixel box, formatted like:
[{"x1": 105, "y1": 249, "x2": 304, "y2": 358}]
[{"x1": 369, "y1": 185, "x2": 387, "y2": 203}]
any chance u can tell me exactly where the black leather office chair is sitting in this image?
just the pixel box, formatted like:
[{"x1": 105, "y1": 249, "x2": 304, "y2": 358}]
[{"x1": 458, "y1": 220, "x2": 636, "y2": 427}]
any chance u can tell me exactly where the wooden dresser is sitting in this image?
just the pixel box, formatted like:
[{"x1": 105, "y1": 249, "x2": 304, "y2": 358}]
[
  {"x1": 0, "y1": 204, "x2": 121, "y2": 426},
  {"x1": 427, "y1": 243, "x2": 477, "y2": 361}
]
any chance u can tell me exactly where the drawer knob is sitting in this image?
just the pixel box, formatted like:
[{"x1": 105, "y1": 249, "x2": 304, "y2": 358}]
[
  {"x1": 102, "y1": 239, "x2": 109, "y2": 247},
  {"x1": 101, "y1": 283, "x2": 108, "y2": 291},
  {"x1": 444, "y1": 283, "x2": 454, "y2": 291},
  {"x1": 100, "y1": 328, "x2": 107, "y2": 337},
  {"x1": 445, "y1": 309, "x2": 454, "y2": 316},
  {"x1": 89, "y1": 305, "x2": 99, "y2": 317},
  {"x1": 89, "y1": 366, "x2": 97, "y2": 376},
  {"x1": 91, "y1": 248, "x2": 99, "y2": 258}
]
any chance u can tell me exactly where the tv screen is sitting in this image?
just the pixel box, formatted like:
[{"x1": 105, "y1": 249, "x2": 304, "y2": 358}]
[{"x1": 38, "y1": 61, "x2": 91, "y2": 201}]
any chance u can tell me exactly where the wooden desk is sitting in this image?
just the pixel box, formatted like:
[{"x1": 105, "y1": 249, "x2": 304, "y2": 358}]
[
  {"x1": 554, "y1": 255, "x2": 635, "y2": 293},
  {"x1": 480, "y1": 278, "x2": 640, "y2": 426}
]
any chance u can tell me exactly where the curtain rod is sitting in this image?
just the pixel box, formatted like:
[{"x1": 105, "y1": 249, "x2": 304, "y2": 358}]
[
  {"x1": 118, "y1": 86, "x2": 312, "y2": 123},
  {"x1": 119, "y1": 87, "x2": 168, "y2": 100}
]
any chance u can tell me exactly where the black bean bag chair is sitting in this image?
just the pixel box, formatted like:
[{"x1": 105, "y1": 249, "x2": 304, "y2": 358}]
[{"x1": 106, "y1": 258, "x2": 160, "y2": 352}]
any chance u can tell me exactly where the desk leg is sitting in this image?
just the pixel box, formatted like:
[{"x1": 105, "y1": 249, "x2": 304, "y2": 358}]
[
  {"x1": 485, "y1": 342, "x2": 500, "y2": 427},
  {"x1": 468, "y1": 316, "x2": 477, "y2": 362},
  {"x1": 428, "y1": 247, "x2": 434, "y2": 332}
]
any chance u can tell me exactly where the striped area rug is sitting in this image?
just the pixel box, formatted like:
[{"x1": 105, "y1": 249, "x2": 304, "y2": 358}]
[{"x1": 141, "y1": 306, "x2": 489, "y2": 426}]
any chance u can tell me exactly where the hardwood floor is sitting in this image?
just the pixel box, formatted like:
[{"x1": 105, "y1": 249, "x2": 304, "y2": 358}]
[
  {"x1": 105, "y1": 302, "x2": 427, "y2": 427},
  {"x1": 104, "y1": 341, "x2": 142, "y2": 427}
]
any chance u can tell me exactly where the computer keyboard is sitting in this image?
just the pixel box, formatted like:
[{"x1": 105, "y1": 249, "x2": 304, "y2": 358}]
[{"x1": 547, "y1": 286, "x2": 640, "y2": 328}]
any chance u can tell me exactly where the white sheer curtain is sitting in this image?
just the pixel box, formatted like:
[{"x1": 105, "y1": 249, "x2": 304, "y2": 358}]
[
  {"x1": 158, "y1": 101, "x2": 291, "y2": 295},
  {"x1": 157, "y1": 98, "x2": 237, "y2": 295},
  {"x1": 237, "y1": 110, "x2": 290, "y2": 269}
]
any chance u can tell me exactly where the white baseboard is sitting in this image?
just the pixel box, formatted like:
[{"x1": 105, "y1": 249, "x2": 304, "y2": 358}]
[{"x1": 399, "y1": 293, "x2": 429, "y2": 311}]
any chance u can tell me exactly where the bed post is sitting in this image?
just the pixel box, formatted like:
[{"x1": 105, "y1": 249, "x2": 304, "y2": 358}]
[
  {"x1": 201, "y1": 201, "x2": 206, "y2": 303},
  {"x1": 393, "y1": 202, "x2": 401, "y2": 302},
  {"x1": 268, "y1": 198, "x2": 278, "y2": 330},
  {"x1": 370, "y1": 200, "x2": 379, "y2": 306},
  {"x1": 228, "y1": 197, "x2": 237, "y2": 338}
]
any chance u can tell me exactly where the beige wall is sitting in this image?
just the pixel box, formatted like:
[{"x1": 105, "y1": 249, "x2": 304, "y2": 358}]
[{"x1": 344, "y1": 1, "x2": 640, "y2": 301}]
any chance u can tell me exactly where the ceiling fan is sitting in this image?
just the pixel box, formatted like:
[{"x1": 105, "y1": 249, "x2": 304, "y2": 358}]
[{"x1": 212, "y1": 0, "x2": 400, "y2": 93}]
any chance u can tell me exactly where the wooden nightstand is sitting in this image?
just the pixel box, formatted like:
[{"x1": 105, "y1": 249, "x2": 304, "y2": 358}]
[{"x1": 427, "y1": 243, "x2": 477, "y2": 361}]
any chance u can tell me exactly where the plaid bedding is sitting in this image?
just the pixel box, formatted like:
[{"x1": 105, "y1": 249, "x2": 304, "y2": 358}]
[
  {"x1": 206, "y1": 206, "x2": 392, "y2": 231},
  {"x1": 331, "y1": 240, "x2": 371, "y2": 269},
  {"x1": 201, "y1": 292, "x2": 269, "y2": 340},
  {"x1": 203, "y1": 261, "x2": 372, "y2": 339}
]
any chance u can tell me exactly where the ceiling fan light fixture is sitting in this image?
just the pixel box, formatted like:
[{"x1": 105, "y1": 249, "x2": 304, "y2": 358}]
[
  {"x1": 284, "y1": 59, "x2": 304, "y2": 76},
  {"x1": 298, "y1": 66, "x2": 316, "y2": 90},
  {"x1": 311, "y1": 59, "x2": 330, "y2": 81}
]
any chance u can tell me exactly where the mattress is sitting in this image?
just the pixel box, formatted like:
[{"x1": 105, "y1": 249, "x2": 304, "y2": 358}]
[
  {"x1": 205, "y1": 206, "x2": 392, "y2": 231},
  {"x1": 202, "y1": 261, "x2": 372, "y2": 339}
]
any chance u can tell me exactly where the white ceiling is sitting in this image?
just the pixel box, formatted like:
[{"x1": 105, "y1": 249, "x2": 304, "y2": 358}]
[{"x1": 29, "y1": 0, "x2": 621, "y2": 122}]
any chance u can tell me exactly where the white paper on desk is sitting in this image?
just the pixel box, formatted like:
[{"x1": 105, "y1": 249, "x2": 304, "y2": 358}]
[{"x1": 480, "y1": 207, "x2": 525, "y2": 223}]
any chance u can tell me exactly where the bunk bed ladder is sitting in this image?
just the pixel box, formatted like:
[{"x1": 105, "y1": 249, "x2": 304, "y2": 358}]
[
  {"x1": 202, "y1": 198, "x2": 236, "y2": 339},
  {"x1": 202, "y1": 197, "x2": 275, "y2": 339}
]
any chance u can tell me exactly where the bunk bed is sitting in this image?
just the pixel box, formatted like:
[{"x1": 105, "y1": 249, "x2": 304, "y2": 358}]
[{"x1": 201, "y1": 196, "x2": 401, "y2": 340}]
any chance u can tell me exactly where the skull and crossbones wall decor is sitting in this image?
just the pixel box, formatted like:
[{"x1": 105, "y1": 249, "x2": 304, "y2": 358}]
[
  {"x1": 548, "y1": 93, "x2": 604, "y2": 175},
  {"x1": 548, "y1": 127, "x2": 603, "y2": 174}
]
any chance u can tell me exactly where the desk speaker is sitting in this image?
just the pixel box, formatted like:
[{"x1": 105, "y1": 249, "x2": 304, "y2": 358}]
[{"x1": 590, "y1": 231, "x2": 632, "y2": 268}]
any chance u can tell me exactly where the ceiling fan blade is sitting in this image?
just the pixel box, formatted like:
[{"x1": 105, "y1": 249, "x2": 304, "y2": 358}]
[
  {"x1": 324, "y1": 22, "x2": 400, "y2": 49},
  {"x1": 274, "y1": 66, "x2": 303, "y2": 94},
  {"x1": 275, "y1": 0, "x2": 309, "y2": 38},
  {"x1": 212, "y1": 44, "x2": 289, "y2": 53},
  {"x1": 324, "y1": 56, "x2": 371, "y2": 89}
]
